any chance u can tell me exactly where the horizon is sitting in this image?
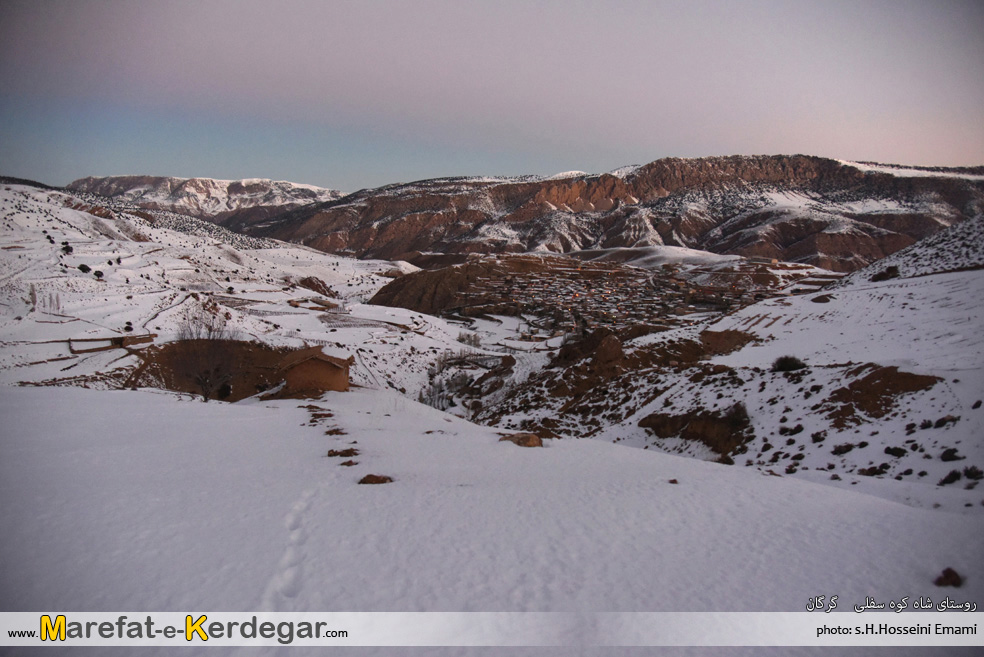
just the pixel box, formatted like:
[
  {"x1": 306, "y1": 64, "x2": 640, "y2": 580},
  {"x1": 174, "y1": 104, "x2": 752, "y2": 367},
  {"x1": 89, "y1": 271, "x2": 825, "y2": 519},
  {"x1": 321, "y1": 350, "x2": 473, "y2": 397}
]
[
  {"x1": 2, "y1": 0, "x2": 983, "y2": 191},
  {"x1": 11, "y1": 153, "x2": 984, "y2": 195}
]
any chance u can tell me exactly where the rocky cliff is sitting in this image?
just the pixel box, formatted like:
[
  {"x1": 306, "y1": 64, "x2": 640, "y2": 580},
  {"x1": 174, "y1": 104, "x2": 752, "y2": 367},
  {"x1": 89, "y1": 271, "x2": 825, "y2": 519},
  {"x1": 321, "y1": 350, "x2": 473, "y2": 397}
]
[{"x1": 247, "y1": 155, "x2": 984, "y2": 272}]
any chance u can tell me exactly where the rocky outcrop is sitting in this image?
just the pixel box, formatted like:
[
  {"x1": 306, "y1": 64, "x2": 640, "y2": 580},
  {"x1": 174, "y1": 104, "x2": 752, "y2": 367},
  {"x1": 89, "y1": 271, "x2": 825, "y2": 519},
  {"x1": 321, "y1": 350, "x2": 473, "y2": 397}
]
[
  {"x1": 248, "y1": 155, "x2": 984, "y2": 272},
  {"x1": 638, "y1": 403, "x2": 754, "y2": 456},
  {"x1": 367, "y1": 259, "x2": 504, "y2": 316},
  {"x1": 498, "y1": 432, "x2": 543, "y2": 447}
]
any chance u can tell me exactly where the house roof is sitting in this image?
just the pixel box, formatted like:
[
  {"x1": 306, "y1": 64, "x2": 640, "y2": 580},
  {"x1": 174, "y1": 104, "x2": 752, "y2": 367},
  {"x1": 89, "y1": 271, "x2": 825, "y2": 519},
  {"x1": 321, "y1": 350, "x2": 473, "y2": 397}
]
[{"x1": 278, "y1": 346, "x2": 354, "y2": 372}]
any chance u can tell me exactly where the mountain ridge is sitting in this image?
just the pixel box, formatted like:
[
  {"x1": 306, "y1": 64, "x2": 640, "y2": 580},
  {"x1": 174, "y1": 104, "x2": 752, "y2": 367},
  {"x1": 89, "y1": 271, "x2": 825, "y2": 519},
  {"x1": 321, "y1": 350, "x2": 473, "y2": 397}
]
[
  {"x1": 67, "y1": 174, "x2": 343, "y2": 233},
  {"x1": 244, "y1": 154, "x2": 984, "y2": 272}
]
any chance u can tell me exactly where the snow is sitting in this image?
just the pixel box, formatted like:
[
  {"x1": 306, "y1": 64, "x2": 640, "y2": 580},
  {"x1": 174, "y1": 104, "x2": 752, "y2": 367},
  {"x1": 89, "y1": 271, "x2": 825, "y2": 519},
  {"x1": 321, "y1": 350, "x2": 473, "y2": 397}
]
[
  {"x1": 544, "y1": 170, "x2": 588, "y2": 181},
  {"x1": 68, "y1": 175, "x2": 343, "y2": 219},
  {"x1": 606, "y1": 164, "x2": 642, "y2": 178},
  {"x1": 3, "y1": 181, "x2": 984, "y2": 655},
  {"x1": 2, "y1": 387, "x2": 981, "y2": 623},
  {"x1": 838, "y1": 160, "x2": 984, "y2": 181},
  {"x1": 573, "y1": 245, "x2": 742, "y2": 269},
  {"x1": 710, "y1": 271, "x2": 984, "y2": 373}
]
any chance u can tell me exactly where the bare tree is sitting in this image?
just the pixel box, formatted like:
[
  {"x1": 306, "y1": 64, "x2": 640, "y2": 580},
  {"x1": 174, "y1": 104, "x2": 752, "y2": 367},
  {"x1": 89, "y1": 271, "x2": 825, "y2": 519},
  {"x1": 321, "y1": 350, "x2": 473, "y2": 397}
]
[{"x1": 176, "y1": 306, "x2": 240, "y2": 402}]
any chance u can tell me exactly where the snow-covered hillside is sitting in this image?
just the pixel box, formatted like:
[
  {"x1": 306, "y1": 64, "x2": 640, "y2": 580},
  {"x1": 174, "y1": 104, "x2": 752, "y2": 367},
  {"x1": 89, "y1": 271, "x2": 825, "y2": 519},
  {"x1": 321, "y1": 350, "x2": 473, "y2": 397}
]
[
  {"x1": 67, "y1": 175, "x2": 342, "y2": 222},
  {"x1": 0, "y1": 183, "x2": 473, "y2": 396},
  {"x1": 249, "y1": 155, "x2": 984, "y2": 274},
  {"x1": 839, "y1": 213, "x2": 984, "y2": 283},
  {"x1": 2, "y1": 182, "x2": 982, "y2": 655},
  {"x1": 476, "y1": 217, "x2": 984, "y2": 514}
]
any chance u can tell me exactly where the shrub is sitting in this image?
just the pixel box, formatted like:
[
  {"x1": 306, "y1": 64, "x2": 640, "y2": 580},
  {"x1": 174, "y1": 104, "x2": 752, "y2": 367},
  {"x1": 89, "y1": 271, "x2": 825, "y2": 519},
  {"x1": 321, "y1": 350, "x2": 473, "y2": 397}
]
[
  {"x1": 938, "y1": 470, "x2": 961, "y2": 486},
  {"x1": 870, "y1": 266, "x2": 900, "y2": 282},
  {"x1": 859, "y1": 464, "x2": 888, "y2": 476},
  {"x1": 77, "y1": 264, "x2": 91, "y2": 273},
  {"x1": 964, "y1": 465, "x2": 984, "y2": 481},
  {"x1": 772, "y1": 355, "x2": 807, "y2": 372},
  {"x1": 941, "y1": 448, "x2": 965, "y2": 462}
]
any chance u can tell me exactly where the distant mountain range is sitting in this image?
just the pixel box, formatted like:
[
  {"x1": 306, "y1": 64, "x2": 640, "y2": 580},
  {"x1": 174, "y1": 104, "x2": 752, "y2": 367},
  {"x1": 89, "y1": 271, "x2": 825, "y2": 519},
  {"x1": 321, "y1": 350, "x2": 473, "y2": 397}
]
[
  {"x1": 67, "y1": 175, "x2": 342, "y2": 233},
  {"x1": 65, "y1": 155, "x2": 984, "y2": 272}
]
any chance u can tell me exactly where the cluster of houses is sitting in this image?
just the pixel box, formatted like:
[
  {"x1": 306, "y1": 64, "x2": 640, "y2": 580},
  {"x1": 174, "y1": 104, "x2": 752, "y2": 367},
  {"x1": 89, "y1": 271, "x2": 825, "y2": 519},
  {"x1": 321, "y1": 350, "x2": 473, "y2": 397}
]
[
  {"x1": 443, "y1": 254, "x2": 842, "y2": 338},
  {"x1": 445, "y1": 255, "x2": 730, "y2": 337}
]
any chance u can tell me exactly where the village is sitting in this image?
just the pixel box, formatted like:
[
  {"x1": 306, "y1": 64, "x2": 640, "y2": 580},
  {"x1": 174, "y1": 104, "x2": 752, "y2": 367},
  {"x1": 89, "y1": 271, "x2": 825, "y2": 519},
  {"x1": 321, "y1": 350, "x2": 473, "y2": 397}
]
[{"x1": 445, "y1": 253, "x2": 842, "y2": 340}]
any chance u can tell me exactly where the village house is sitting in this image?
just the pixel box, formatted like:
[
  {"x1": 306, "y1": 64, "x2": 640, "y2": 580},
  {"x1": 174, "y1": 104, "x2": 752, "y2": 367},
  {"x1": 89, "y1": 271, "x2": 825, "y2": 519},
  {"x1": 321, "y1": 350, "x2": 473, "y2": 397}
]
[{"x1": 277, "y1": 346, "x2": 354, "y2": 395}]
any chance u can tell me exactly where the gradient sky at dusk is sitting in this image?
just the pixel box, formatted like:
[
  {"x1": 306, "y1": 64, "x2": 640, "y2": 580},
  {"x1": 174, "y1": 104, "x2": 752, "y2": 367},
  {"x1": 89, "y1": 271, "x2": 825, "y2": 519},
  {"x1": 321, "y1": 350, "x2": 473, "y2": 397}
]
[{"x1": 2, "y1": 0, "x2": 982, "y2": 192}]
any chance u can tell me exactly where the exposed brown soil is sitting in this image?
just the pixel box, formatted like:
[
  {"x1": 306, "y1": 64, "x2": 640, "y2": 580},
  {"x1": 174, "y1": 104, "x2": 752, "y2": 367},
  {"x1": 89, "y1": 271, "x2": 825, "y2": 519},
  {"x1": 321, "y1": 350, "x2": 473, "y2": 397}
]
[
  {"x1": 638, "y1": 403, "x2": 754, "y2": 456},
  {"x1": 645, "y1": 329, "x2": 758, "y2": 368},
  {"x1": 476, "y1": 325, "x2": 755, "y2": 440},
  {"x1": 296, "y1": 276, "x2": 338, "y2": 298},
  {"x1": 327, "y1": 448, "x2": 359, "y2": 458},
  {"x1": 358, "y1": 474, "x2": 394, "y2": 485},
  {"x1": 125, "y1": 339, "x2": 292, "y2": 401},
  {"x1": 498, "y1": 432, "x2": 543, "y2": 447},
  {"x1": 822, "y1": 365, "x2": 940, "y2": 429}
]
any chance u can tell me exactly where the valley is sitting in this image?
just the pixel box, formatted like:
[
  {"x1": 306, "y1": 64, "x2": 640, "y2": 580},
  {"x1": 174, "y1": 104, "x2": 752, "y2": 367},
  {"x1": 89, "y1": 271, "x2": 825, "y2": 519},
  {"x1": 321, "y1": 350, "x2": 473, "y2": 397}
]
[{"x1": 2, "y1": 160, "x2": 983, "y2": 653}]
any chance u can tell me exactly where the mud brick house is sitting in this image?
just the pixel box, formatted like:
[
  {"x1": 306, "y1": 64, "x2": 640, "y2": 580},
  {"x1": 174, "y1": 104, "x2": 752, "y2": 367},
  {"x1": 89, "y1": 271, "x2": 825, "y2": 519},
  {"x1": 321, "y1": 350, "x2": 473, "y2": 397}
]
[{"x1": 278, "y1": 347, "x2": 354, "y2": 395}]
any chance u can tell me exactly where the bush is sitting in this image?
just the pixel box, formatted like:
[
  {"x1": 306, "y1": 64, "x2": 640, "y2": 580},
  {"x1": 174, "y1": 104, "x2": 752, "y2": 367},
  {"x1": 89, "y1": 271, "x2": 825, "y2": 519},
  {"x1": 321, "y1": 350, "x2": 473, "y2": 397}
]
[
  {"x1": 938, "y1": 470, "x2": 961, "y2": 486},
  {"x1": 941, "y1": 448, "x2": 965, "y2": 462},
  {"x1": 772, "y1": 355, "x2": 807, "y2": 372},
  {"x1": 871, "y1": 265, "x2": 900, "y2": 282},
  {"x1": 964, "y1": 465, "x2": 983, "y2": 481},
  {"x1": 77, "y1": 264, "x2": 91, "y2": 273}
]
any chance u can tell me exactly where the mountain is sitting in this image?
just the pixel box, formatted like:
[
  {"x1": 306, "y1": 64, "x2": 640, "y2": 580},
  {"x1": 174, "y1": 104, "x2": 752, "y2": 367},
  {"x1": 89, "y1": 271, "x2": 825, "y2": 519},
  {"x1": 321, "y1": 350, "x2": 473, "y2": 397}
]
[
  {"x1": 459, "y1": 214, "x2": 984, "y2": 510},
  {"x1": 67, "y1": 175, "x2": 342, "y2": 232},
  {"x1": 3, "y1": 179, "x2": 984, "y2": 653},
  {"x1": 245, "y1": 155, "x2": 984, "y2": 272},
  {"x1": 2, "y1": 181, "x2": 983, "y2": 641}
]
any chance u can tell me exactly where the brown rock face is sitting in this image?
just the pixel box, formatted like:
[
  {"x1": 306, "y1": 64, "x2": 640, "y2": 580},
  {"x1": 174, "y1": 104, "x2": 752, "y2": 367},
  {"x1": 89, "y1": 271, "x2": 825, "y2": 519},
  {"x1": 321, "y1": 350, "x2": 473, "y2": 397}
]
[
  {"x1": 249, "y1": 155, "x2": 984, "y2": 272},
  {"x1": 498, "y1": 432, "x2": 543, "y2": 447},
  {"x1": 367, "y1": 260, "x2": 502, "y2": 316},
  {"x1": 638, "y1": 403, "x2": 754, "y2": 455}
]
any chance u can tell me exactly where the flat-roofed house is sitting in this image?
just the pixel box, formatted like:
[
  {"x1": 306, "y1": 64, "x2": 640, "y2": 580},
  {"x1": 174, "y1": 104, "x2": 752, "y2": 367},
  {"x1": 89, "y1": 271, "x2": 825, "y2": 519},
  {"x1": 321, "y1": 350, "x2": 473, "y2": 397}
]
[{"x1": 278, "y1": 346, "x2": 354, "y2": 395}]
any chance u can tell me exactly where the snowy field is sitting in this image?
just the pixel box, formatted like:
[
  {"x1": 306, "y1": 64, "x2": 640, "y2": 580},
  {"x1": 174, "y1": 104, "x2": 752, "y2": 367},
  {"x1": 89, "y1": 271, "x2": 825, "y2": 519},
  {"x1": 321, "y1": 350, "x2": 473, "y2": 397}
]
[
  {"x1": 2, "y1": 386, "x2": 982, "y2": 656},
  {"x1": 2, "y1": 183, "x2": 982, "y2": 655}
]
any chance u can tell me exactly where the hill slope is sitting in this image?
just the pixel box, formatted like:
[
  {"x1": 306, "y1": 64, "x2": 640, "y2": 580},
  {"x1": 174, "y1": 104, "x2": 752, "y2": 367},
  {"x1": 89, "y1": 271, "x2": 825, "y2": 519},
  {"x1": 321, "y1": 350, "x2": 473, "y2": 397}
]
[
  {"x1": 248, "y1": 155, "x2": 984, "y2": 272},
  {"x1": 470, "y1": 217, "x2": 984, "y2": 511},
  {"x1": 2, "y1": 179, "x2": 983, "y2": 654}
]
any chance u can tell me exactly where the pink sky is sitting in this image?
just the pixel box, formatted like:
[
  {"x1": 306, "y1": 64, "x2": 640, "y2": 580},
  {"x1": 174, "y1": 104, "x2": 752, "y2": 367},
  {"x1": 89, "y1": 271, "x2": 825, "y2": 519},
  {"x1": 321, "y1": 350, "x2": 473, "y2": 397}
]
[{"x1": 1, "y1": 0, "x2": 982, "y2": 190}]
